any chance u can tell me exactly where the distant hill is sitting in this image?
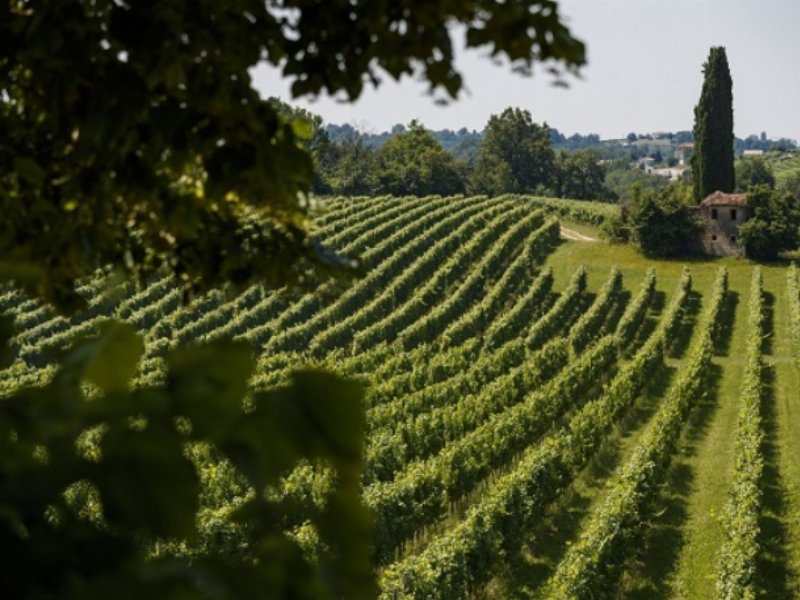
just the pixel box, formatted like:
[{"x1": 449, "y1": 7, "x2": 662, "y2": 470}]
[{"x1": 325, "y1": 122, "x2": 796, "y2": 162}]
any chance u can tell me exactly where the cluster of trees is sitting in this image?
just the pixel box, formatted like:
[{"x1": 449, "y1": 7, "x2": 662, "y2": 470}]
[
  {"x1": 312, "y1": 119, "x2": 467, "y2": 196},
  {"x1": 550, "y1": 130, "x2": 603, "y2": 151},
  {"x1": 612, "y1": 47, "x2": 800, "y2": 260},
  {"x1": 330, "y1": 122, "x2": 797, "y2": 174},
  {"x1": 603, "y1": 181, "x2": 702, "y2": 257},
  {"x1": 624, "y1": 130, "x2": 796, "y2": 153},
  {"x1": 326, "y1": 123, "x2": 484, "y2": 163},
  {"x1": 734, "y1": 156, "x2": 800, "y2": 260},
  {"x1": 739, "y1": 184, "x2": 800, "y2": 260},
  {"x1": 306, "y1": 107, "x2": 613, "y2": 201},
  {"x1": 737, "y1": 133, "x2": 797, "y2": 153}
]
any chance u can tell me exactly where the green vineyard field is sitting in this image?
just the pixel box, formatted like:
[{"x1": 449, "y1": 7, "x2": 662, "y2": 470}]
[{"x1": 3, "y1": 194, "x2": 800, "y2": 598}]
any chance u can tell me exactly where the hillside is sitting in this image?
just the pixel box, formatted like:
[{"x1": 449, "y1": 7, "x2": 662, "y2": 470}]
[
  {"x1": 1, "y1": 195, "x2": 800, "y2": 598},
  {"x1": 771, "y1": 153, "x2": 800, "y2": 187}
]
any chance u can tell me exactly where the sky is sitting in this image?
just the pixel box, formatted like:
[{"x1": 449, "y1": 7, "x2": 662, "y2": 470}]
[{"x1": 251, "y1": 0, "x2": 800, "y2": 141}]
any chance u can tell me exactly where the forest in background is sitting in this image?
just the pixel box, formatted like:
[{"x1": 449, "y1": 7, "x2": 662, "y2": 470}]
[{"x1": 295, "y1": 97, "x2": 799, "y2": 203}]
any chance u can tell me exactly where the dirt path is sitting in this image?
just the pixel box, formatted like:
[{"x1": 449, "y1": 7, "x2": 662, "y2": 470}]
[{"x1": 560, "y1": 226, "x2": 598, "y2": 242}]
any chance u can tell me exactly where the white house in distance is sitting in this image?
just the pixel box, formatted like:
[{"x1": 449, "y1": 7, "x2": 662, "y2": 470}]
[
  {"x1": 674, "y1": 143, "x2": 693, "y2": 165},
  {"x1": 638, "y1": 156, "x2": 656, "y2": 172},
  {"x1": 742, "y1": 149, "x2": 765, "y2": 157},
  {"x1": 638, "y1": 155, "x2": 686, "y2": 181},
  {"x1": 651, "y1": 167, "x2": 685, "y2": 181}
]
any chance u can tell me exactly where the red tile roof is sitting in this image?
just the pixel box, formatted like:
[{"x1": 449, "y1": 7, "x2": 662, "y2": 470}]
[{"x1": 700, "y1": 191, "x2": 748, "y2": 207}]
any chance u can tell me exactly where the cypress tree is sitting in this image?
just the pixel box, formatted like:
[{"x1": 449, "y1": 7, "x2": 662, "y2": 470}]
[{"x1": 692, "y1": 46, "x2": 735, "y2": 202}]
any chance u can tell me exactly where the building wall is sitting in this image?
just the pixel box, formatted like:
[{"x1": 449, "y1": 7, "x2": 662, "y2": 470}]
[{"x1": 699, "y1": 205, "x2": 750, "y2": 256}]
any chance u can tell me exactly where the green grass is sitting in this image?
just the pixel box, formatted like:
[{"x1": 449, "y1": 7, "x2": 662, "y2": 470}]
[
  {"x1": 769, "y1": 154, "x2": 800, "y2": 187},
  {"x1": 627, "y1": 281, "x2": 744, "y2": 599},
  {"x1": 759, "y1": 273, "x2": 800, "y2": 596},
  {"x1": 481, "y1": 278, "x2": 684, "y2": 599},
  {"x1": 490, "y1": 223, "x2": 800, "y2": 598}
]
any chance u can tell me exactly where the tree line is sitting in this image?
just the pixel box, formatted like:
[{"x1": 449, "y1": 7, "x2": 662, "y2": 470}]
[{"x1": 287, "y1": 103, "x2": 613, "y2": 201}]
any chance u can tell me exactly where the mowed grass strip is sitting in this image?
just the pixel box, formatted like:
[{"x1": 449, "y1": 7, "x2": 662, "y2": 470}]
[
  {"x1": 517, "y1": 227, "x2": 800, "y2": 598},
  {"x1": 757, "y1": 269, "x2": 800, "y2": 596},
  {"x1": 625, "y1": 269, "x2": 746, "y2": 599},
  {"x1": 479, "y1": 249, "x2": 692, "y2": 598}
]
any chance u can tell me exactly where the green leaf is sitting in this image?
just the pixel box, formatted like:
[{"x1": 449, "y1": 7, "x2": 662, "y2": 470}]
[
  {"x1": 221, "y1": 401, "x2": 301, "y2": 489},
  {"x1": 290, "y1": 117, "x2": 314, "y2": 140},
  {"x1": 167, "y1": 341, "x2": 255, "y2": 440},
  {"x1": 0, "y1": 261, "x2": 47, "y2": 291},
  {"x1": 14, "y1": 157, "x2": 46, "y2": 184},
  {"x1": 280, "y1": 370, "x2": 365, "y2": 467},
  {"x1": 0, "y1": 314, "x2": 16, "y2": 369},
  {"x1": 62, "y1": 320, "x2": 143, "y2": 393},
  {"x1": 97, "y1": 423, "x2": 198, "y2": 538},
  {"x1": 223, "y1": 370, "x2": 364, "y2": 489}
]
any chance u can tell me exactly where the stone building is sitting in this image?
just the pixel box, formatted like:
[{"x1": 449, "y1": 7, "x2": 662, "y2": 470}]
[{"x1": 697, "y1": 191, "x2": 750, "y2": 256}]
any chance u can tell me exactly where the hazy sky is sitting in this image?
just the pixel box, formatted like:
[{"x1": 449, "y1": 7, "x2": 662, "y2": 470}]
[{"x1": 251, "y1": 0, "x2": 800, "y2": 141}]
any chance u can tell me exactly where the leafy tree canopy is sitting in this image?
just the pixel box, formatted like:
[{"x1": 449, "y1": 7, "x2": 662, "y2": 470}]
[
  {"x1": 374, "y1": 120, "x2": 465, "y2": 197},
  {"x1": 780, "y1": 171, "x2": 800, "y2": 204},
  {"x1": 553, "y1": 149, "x2": 609, "y2": 201},
  {"x1": 626, "y1": 183, "x2": 703, "y2": 257},
  {"x1": 735, "y1": 157, "x2": 776, "y2": 192},
  {"x1": 1, "y1": 0, "x2": 585, "y2": 311},
  {"x1": 469, "y1": 107, "x2": 555, "y2": 195},
  {"x1": 738, "y1": 184, "x2": 800, "y2": 260}
]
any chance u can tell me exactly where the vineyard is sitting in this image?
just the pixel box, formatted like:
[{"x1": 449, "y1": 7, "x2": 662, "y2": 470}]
[{"x1": 3, "y1": 194, "x2": 800, "y2": 598}]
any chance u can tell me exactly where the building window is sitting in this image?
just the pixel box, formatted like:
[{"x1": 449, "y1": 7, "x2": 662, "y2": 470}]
[
  {"x1": 712, "y1": 235, "x2": 717, "y2": 241},
  {"x1": 731, "y1": 209, "x2": 737, "y2": 220},
  {"x1": 711, "y1": 209, "x2": 718, "y2": 219},
  {"x1": 731, "y1": 235, "x2": 736, "y2": 243}
]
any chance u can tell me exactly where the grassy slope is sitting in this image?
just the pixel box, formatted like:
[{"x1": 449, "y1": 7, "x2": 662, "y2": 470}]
[
  {"x1": 485, "y1": 300, "x2": 685, "y2": 598},
  {"x1": 626, "y1": 267, "x2": 800, "y2": 599},
  {"x1": 759, "y1": 269, "x2": 800, "y2": 596},
  {"x1": 491, "y1": 223, "x2": 800, "y2": 598},
  {"x1": 625, "y1": 267, "x2": 746, "y2": 599},
  {"x1": 771, "y1": 154, "x2": 800, "y2": 187}
]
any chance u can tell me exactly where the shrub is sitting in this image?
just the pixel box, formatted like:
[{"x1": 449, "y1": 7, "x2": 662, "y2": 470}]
[
  {"x1": 626, "y1": 184, "x2": 702, "y2": 257},
  {"x1": 738, "y1": 184, "x2": 800, "y2": 260}
]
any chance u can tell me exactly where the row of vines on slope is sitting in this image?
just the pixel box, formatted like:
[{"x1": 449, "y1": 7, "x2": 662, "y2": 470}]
[
  {"x1": 716, "y1": 267, "x2": 766, "y2": 599},
  {"x1": 545, "y1": 267, "x2": 728, "y2": 598},
  {"x1": 379, "y1": 269, "x2": 698, "y2": 599}
]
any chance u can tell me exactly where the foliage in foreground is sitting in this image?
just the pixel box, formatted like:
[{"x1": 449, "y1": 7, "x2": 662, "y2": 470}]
[
  {"x1": 0, "y1": 319, "x2": 374, "y2": 599},
  {"x1": 3, "y1": 1, "x2": 586, "y2": 596},
  {"x1": 1, "y1": 1, "x2": 585, "y2": 309}
]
